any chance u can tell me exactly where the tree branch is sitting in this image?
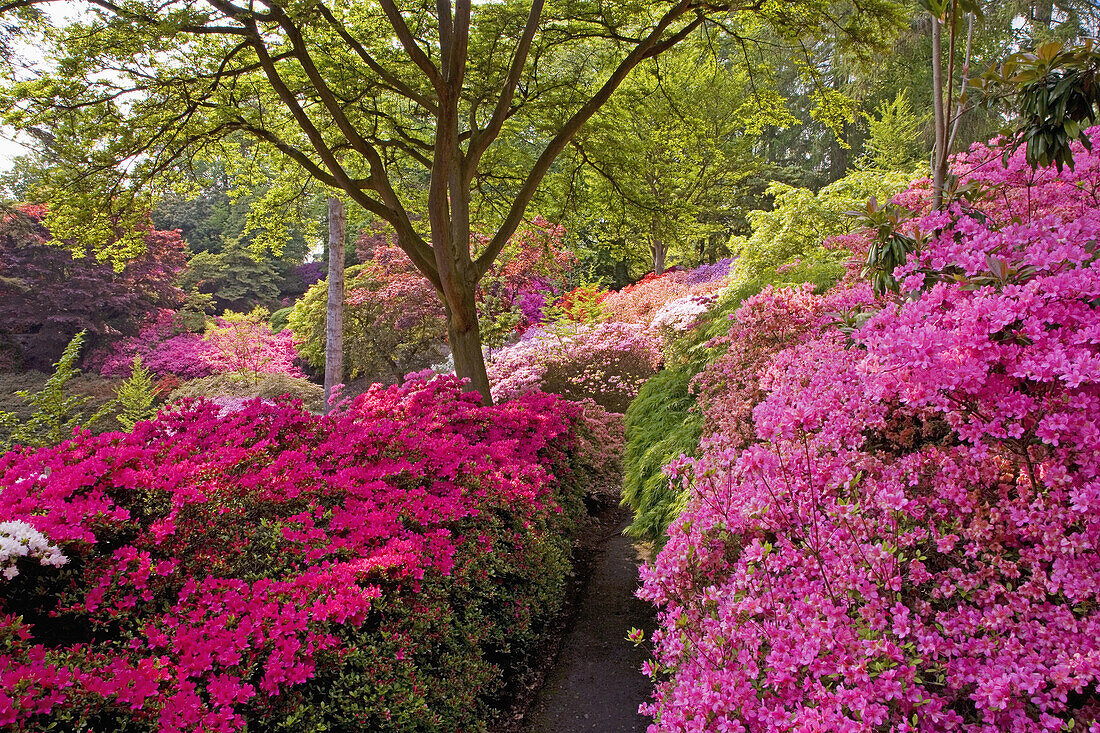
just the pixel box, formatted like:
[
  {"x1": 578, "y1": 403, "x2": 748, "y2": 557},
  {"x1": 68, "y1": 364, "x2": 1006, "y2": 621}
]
[
  {"x1": 377, "y1": 0, "x2": 444, "y2": 92},
  {"x1": 474, "y1": 2, "x2": 706, "y2": 277},
  {"x1": 465, "y1": 0, "x2": 544, "y2": 181},
  {"x1": 314, "y1": 1, "x2": 439, "y2": 114}
]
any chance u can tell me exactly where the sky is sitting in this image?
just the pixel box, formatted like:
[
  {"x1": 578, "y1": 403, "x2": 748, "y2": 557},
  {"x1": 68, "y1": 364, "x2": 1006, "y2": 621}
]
[{"x1": 0, "y1": 132, "x2": 30, "y2": 172}]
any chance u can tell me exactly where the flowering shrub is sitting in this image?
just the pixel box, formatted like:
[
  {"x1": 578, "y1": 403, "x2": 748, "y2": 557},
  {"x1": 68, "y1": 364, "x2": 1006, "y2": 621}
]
[
  {"x1": 601, "y1": 271, "x2": 690, "y2": 326},
  {"x1": 488, "y1": 321, "x2": 661, "y2": 412},
  {"x1": 650, "y1": 292, "x2": 718, "y2": 333},
  {"x1": 0, "y1": 376, "x2": 590, "y2": 732},
  {"x1": 0, "y1": 521, "x2": 68, "y2": 580},
  {"x1": 554, "y1": 284, "x2": 609, "y2": 323},
  {"x1": 638, "y1": 131, "x2": 1100, "y2": 732},
  {"x1": 477, "y1": 216, "x2": 575, "y2": 336},
  {"x1": 202, "y1": 310, "x2": 304, "y2": 378},
  {"x1": 101, "y1": 309, "x2": 303, "y2": 381},
  {"x1": 167, "y1": 372, "x2": 325, "y2": 413},
  {"x1": 601, "y1": 264, "x2": 730, "y2": 333},
  {"x1": 570, "y1": 398, "x2": 625, "y2": 500}
]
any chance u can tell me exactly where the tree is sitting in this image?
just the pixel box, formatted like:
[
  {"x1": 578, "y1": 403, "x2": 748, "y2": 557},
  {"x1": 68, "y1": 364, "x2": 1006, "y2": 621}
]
[
  {"x1": 324, "y1": 196, "x2": 345, "y2": 409},
  {"x1": 0, "y1": 206, "x2": 186, "y2": 370},
  {"x1": 0, "y1": 0, "x2": 903, "y2": 402},
  {"x1": 926, "y1": 0, "x2": 982, "y2": 209},
  {"x1": 566, "y1": 44, "x2": 758, "y2": 275}
]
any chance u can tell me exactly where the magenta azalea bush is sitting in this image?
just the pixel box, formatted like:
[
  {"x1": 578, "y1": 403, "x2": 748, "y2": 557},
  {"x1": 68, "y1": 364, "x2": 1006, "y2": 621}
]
[
  {"x1": 0, "y1": 377, "x2": 589, "y2": 732},
  {"x1": 638, "y1": 133, "x2": 1100, "y2": 731},
  {"x1": 100, "y1": 310, "x2": 303, "y2": 380}
]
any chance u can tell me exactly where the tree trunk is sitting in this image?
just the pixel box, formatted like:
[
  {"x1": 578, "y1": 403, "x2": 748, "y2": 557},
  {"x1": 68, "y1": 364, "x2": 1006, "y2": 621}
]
[
  {"x1": 445, "y1": 285, "x2": 493, "y2": 403},
  {"x1": 1033, "y1": 0, "x2": 1053, "y2": 30},
  {"x1": 324, "y1": 197, "x2": 345, "y2": 412},
  {"x1": 614, "y1": 257, "x2": 630, "y2": 289},
  {"x1": 650, "y1": 234, "x2": 667, "y2": 276},
  {"x1": 931, "y1": 13, "x2": 946, "y2": 210}
]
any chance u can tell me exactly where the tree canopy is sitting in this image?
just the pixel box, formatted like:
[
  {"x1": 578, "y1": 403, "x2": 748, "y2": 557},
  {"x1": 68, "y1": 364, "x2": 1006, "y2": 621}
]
[{"x1": 0, "y1": 0, "x2": 905, "y2": 400}]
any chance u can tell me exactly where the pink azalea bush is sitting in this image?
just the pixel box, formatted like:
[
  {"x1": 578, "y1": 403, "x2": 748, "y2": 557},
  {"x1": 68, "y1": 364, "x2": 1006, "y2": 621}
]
[
  {"x1": 488, "y1": 261, "x2": 732, "y2": 412},
  {"x1": 488, "y1": 321, "x2": 661, "y2": 412},
  {"x1": 601, "y1": 262, "x2": 731, "y2": 329},
  {"x1": 100, "y1": 310, "x2": 303, "y2": 380},
  {"x1": 0, "y1": 376, "x2": 590, "y2": 732},
  {"x1": 639, "y1": 132, "x2": 1100, "y2": 731},
  {"x1": 97, "y1": 310, "x2": 212, "y2": 379}
]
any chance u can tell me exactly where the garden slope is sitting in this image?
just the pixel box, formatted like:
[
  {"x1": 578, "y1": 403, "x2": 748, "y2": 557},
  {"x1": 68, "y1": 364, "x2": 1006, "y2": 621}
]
[{"x1": 0, "y1": 377, "x2": 596, "y2": 733}]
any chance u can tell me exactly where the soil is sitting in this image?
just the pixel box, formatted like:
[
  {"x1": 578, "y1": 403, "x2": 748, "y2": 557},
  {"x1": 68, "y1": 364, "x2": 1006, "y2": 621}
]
[{"x1": 492, "y1": 502, "x2": 656, "y2": 733}]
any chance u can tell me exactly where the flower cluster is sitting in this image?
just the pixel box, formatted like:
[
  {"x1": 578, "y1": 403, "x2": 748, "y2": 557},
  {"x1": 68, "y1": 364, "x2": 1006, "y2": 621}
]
[
  {"x1": 488, "y1": 261, "x2": 733, "y2": 412},
  {"x1": 650, "y1": 292, "x2": 718, "y2": 333},
  {"x1": 0, "y1": 520, "x2": 68, "y2": 580},
  {"x1": 100, "y1": 310, "x2": 303, "y2": 380},
  {"x1": 488, "y1": 321, "x2": 661, "y2": 412},
  {"x1": 97, "y1": 310, "x2": 211, "y2": 379},
  {"x1": 478, "y1": 216, "x2": 575, "y2": 331},
  {"x1": 639, "y1": 130, "x2": 1100, "y2": 731},
  {"x1": 601, "y1": 263, "x2": 730, "y2": 329},
  {"x1": 0, "y1": 376, "x2": 590, "y2": 732}
]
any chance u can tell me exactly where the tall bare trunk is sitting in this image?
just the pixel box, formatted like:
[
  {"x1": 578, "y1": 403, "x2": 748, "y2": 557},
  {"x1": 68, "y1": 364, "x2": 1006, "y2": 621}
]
[
  {"x1": 931, "y1": 13, "x2": 947, "y2": 210},
  {"x1": 324, "y1": 197, "x2": 345, "y2": 412},
  {"x1": 650, "y1": 224, "x2": 667, "y2": 276}
]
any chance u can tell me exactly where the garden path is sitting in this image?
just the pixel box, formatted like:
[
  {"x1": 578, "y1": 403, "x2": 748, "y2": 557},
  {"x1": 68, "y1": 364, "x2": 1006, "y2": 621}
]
[{"x1": 520, "y1": 512, "x2": 655, "y2": 733}]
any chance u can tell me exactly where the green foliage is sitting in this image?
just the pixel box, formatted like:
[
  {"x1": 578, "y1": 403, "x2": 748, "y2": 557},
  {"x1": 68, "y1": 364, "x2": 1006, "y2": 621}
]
[
  {"x1": 0, "y1": 331, "x2": 113, "y2": 450},
  {"x1": 980, "y1": 39, "x2": 1100, "y2": 172},
  {"x1": 180, "y1": 239, "x2": 286, "y2": 313},
  {"x1": 847, "y1": 195, "x2": 923, "y2": 293},
  {"x1": 175, "y1": 290, "x2": 215, "y2": 332},
  {"x1": 566, "y1": 44, "x2": 761, "y2": 272},
  {"x1": 269, "y1": 306, "x2": 294, "y2": 333},
  {"x1": 478, "y1": 292, "x2": 523, "y2": 352},
  {"x1": 728, "y1": 168, "x2": 914, "y2": 289},
  {"x1": 863, "y1": 90, "x2": 928, "y2": 170},
  {"x1": 622, "y1": 368, "x2": 703, "y2": 544},
  {"x1": 115, "y1": 355, "x2": 158, "y2": 430},
  {"x1": 168, "y1": 372, "x2": 325, "y2": 413},
  {"x1": 289, "y1": 264, "x2": 446, "y2": 385}
]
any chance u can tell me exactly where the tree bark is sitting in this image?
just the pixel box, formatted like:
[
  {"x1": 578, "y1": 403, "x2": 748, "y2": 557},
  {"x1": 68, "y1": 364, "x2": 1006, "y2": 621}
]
[
  {"x1": 445, "y1": 285, "x2": 492, "y2": 403},
  {"x1": 1033, "y1": 0, "x2": 1053, "y2": 30},
  {"x1": 931, "y1": 12, "x2": 946, "y2": 210},
  {"x1": 614, "y1": 256, "x2": 630, "y2": 289},
  {"x1": 324, "y1": 196, "x2": 345, "y2": 412},
  {"x1": 650, "y1": 236, "x2": 667, "y2": 276}
]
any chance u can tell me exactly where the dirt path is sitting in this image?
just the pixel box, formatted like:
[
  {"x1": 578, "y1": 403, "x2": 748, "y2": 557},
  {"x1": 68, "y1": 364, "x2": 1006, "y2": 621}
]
[{"x1": 519, "y1": 510, "x2": 655, "y2": 733}]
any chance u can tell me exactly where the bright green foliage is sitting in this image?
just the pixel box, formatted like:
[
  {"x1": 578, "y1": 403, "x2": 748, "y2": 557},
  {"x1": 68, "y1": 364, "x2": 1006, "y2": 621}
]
[
  {"x1": 863, "y1": 90, "x2": 928, "y2": 170},
  {"x1": 114, "y1": 355, "x2": 158, "y2": 430},
  {"x1": 0, "y1": 331, "x2": 112, "y2": 450},
  {"x1": 728, "y1": 168, "x2": 914, "y2": 289},
  {"x1": 622, "y1": 368, "x2": 703, "y2": 544},
  {"x1": 568, "y1": 45, "x2": 761, "y2": 272},
  {"x1": 289, "y1": 265, "x2": 446, "y2": 385},
  {"x1": 269, "y1": 306, "x2": 294, "y2": 334}
]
